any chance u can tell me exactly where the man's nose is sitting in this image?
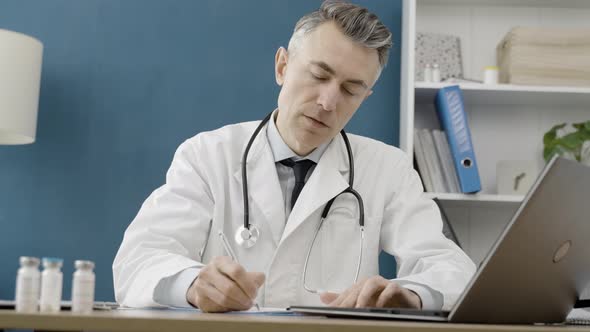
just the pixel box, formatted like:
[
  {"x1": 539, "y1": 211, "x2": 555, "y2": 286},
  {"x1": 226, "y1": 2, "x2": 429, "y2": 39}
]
[{"x1": 317, "y1": 84, "x2": 340, "y2": 112}]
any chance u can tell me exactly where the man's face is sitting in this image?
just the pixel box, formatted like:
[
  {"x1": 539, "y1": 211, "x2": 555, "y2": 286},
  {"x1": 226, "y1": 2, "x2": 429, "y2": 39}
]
[{"x1": 274, "y1": 21, "x2": 382, "y2": 156}]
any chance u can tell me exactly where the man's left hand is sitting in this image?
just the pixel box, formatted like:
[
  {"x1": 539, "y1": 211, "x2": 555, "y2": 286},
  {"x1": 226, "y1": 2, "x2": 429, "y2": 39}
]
[{"x1": 320, "y1": 276, "x2": 422, "y2": 309}]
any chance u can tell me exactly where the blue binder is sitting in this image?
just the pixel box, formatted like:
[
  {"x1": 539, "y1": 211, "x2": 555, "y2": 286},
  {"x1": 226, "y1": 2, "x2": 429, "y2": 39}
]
[{"x1": 435, "y1": 85, "x2": 481, "y2": 193}]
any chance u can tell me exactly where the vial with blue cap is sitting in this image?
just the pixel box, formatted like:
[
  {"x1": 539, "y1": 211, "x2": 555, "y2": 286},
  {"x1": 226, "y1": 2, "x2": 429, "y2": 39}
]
[{"x1": 40, "y1": 257, "x2": 63, "y2": 313}]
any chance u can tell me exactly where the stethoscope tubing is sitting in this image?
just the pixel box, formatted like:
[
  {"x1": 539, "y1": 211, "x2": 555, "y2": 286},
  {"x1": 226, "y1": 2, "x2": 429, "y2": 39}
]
[
  {"x1": 242, "y1": 111, "x2": 364, "y2": 232},
  {"x1": 241, "y1": 111, "x2": 274, "y2": 233},
  {"x1": 239, "y1": 111, "x2": 366, "y2": 292}
]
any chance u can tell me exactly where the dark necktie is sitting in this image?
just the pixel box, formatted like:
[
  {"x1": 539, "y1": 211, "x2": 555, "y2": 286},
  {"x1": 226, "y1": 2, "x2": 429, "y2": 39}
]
[{"x1": 280, "y1": 159, "x2": 316, "y2": 209}]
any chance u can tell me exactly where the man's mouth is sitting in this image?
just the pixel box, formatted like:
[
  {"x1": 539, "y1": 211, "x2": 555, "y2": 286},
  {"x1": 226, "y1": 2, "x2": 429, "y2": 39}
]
[{"x1": 304, "y1": 115, "x2": 328, "y2": 128}]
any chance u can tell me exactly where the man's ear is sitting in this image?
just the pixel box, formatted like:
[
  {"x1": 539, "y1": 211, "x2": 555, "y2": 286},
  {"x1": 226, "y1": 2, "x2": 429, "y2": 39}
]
[{"x1": 275, "y1": 47, "x2": 288, "y2": 86}]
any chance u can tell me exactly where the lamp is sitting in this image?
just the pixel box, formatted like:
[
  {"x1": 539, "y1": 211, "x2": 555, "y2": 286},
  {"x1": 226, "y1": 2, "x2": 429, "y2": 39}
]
[{"x1": 0, "y1": 29, "x2": 43, "y2": 145}]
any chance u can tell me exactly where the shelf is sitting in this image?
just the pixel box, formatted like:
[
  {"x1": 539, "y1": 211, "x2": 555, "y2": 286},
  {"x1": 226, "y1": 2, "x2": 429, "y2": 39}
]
[
  {"x1": 415, "y1": 82, "x2": 590, "y2": 106},
  {"x1": 418, "y1": 0, "x2": 590, "y2": 8},
  {"x1": 423, "y1": 192, "x2": 524, "y2": 209}
]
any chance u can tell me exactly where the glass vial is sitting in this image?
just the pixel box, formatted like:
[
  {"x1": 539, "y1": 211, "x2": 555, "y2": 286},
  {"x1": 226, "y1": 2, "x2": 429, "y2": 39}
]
[
  {"x1": 71, "y1": 260, "x2": 95, "y2": 313},
  {"x1": 423, "y1": 63, "x2": 433, "y2": 82},
  {"x1": 432, "y1": 63, "x2": 441, "y2": 83},
  {"x1": 40, "y1": 257, "x2": 63, "y2": 313},
  {"x1": 15, "y1": 256, "x2": 41, "y2": 313}
]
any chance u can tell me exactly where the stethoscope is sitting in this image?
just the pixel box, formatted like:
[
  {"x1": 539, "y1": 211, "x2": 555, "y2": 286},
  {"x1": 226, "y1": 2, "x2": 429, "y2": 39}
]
[{"x1": 235, "y1": 111, "x2": 365, "y2": 293}]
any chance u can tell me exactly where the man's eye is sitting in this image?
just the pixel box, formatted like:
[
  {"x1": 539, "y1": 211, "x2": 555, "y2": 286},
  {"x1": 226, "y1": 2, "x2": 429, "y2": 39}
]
[
  {"x1": 342, "y1": 87, "x2": 356, "y2": 96},
  {"x1": 311, "y1": 73, "x2": 327, "y2": 81}
]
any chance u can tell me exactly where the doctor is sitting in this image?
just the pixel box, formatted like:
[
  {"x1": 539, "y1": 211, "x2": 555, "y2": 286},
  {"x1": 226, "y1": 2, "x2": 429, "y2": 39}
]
[{"x1": 113, "y1": 0, "x2": 475, "y2": 313}]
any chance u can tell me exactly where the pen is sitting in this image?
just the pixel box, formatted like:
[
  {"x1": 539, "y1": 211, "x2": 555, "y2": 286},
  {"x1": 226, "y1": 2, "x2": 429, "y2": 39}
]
[
  {"x1": 198, "y1": 220, "x2": 213, "y2": 260},
  {"x1": 218, "y1": 230, "x2": 261, "y2": 311}
]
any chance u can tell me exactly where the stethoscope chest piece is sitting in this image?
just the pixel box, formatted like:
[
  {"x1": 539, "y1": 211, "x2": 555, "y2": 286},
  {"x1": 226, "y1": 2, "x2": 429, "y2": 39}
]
[{"x1": 235, "y1": 224, "x2": 260, "y2": 248}]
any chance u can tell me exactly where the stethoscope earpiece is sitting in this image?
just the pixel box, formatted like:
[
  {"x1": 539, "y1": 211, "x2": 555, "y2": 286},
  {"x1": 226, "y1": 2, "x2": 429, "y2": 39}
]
[{"x1": 235, "y1": 224, "x2": 260, "y2": 248}]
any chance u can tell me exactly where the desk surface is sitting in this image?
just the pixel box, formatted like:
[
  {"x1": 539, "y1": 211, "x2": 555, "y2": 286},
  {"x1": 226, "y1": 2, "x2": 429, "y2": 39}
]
[{"x1": 1, "y1": 309, "x2": 590, "y2": 332}]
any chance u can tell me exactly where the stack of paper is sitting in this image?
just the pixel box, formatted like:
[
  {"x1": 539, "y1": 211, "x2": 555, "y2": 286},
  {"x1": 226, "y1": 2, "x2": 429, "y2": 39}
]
[{"x1": 497, "y1": 27, "x2": 590, "y2": 86}]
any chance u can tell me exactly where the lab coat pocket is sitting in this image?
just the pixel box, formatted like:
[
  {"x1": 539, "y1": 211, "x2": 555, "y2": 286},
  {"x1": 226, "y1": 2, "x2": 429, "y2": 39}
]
[
  {"x1": 301, "y1": 206, "x2": 359, "y2": 293},
  {"x1": 317, "y1": 211, "x2": 381, "y2": 293},
  {"x1": 316, "y1": 202, "x2": 364, "y2": 293}
]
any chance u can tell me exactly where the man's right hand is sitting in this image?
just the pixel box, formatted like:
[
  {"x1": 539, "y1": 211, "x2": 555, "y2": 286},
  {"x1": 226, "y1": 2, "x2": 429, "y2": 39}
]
[{"x1": 186, "y1": 256, "x2": 265, "y2": 313}]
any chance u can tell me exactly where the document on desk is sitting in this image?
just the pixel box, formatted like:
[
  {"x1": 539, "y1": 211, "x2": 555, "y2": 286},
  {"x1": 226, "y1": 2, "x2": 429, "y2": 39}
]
[
  {"x1": 566, "y1": 308, "x2": 590, "y2": 325},
  {"x1": 129, "y1": 306, "x2": 300, "y2": 316},
  {"x1": 226, "y1": 307, "x2": 299, "y2": 316}
]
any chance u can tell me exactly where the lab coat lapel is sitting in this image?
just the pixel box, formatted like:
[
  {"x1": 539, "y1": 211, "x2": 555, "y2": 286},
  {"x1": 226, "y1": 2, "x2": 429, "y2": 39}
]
[
  {"x1": 233, "y1": 122, "x2": 285, "y2": 246},
  {"x1": 280, "y1": 137, "x2": 349, "y2": 243}
]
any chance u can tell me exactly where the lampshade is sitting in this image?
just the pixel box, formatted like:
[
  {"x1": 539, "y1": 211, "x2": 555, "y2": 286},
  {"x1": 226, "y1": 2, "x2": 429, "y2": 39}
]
[{"x1": 0, "y1": 29, "x2": 43, "y2": 145}]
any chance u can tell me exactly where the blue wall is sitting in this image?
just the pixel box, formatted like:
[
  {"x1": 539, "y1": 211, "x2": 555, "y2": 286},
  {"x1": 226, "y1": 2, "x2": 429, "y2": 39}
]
[{"x1": 0, "y1": 0, "x2": 402, "y2": 301}]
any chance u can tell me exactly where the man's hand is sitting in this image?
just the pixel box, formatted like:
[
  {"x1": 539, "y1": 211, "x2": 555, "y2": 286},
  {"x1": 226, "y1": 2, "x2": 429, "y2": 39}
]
[
  {"x1": 186, "y1": 256, "x2": 265, "y2": 313},
  {"x1": 320, "y1": 276, "x2": 422, "y2": 309}
]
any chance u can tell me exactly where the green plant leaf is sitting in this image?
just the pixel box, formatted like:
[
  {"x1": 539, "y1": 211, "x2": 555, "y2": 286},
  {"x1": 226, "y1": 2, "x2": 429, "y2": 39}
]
[
  {"x1": 573, "y1": 122, "x2": 585, "y2": 130},
  {"x1": 544, "y1": 146, "x2": 558, "y2": 161},
  {"x1": 560, "y1": 132, "x2": 584, "y2": 150},
  {"x1": 542, "y1": 122, "x2": 590, "y2": 162},
  {"x1": 580, "y1": 130, "x2": 590, "y2": 142},
  {"x1": 543, "y1": 123, "x2": 566, "y2": 146},
  {"x1": 544, "y1": 145, "x2": 572, "y2": 162}
]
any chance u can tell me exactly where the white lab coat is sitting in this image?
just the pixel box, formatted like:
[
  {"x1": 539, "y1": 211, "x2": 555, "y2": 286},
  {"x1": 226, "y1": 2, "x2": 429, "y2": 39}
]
[{"x1": 113, "y1": 120, "x2": 475, "y2": 310}]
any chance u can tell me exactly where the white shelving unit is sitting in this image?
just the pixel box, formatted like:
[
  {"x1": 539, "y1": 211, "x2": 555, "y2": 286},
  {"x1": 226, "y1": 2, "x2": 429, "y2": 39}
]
[{"x1": 400, "y1": 0, "x2": 590, "y2": 264}]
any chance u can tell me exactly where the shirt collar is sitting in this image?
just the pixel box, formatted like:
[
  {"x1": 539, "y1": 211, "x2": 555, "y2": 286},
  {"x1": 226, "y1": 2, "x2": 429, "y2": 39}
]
[{"x1": 266, "y1": 109, "x2": 329, "y2": 164}]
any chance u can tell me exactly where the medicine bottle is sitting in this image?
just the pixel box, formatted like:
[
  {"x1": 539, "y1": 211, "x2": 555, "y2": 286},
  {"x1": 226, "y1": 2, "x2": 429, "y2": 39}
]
[
  {"x1": 39, "y1": 257, "x2": 63, "y2": 313},
  {"x1": 423, "y1": 63, "x2": 433, "y2": 82},
  {"x1": 432, "y1": 63, "x2": 441, "y2": 83},
  {"x1": 15, "y1": 256, "x2": 41, "y2": 313},
  {"x1": 483, "y1": 65, "x2": 499, "y2": 84},
  {"x1": 71, "y1": 260, "x2": 95, "y2": 313}
]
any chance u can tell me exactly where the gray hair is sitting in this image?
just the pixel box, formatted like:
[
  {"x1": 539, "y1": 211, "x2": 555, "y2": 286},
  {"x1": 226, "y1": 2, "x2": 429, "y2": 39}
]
[{"x1": 288, "y1": 0, "x2": 393, "y2": 69}]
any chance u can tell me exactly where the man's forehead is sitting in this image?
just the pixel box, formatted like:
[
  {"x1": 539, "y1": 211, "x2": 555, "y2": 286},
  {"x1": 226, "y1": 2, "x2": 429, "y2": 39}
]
[{"x1": 300, "y1": 22, "x2": 381, "y2": 84}]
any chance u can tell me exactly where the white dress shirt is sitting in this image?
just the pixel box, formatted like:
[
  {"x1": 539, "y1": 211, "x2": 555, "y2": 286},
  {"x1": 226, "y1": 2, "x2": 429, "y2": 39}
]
[{"x1": 266, "y1": 111, "x2": 329, "y2": 217}]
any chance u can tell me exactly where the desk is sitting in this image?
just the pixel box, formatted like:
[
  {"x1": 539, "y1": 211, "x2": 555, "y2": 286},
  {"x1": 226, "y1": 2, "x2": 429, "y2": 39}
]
[{"x1": 1, "y1": 309, "x2": 589, "y2": 332}]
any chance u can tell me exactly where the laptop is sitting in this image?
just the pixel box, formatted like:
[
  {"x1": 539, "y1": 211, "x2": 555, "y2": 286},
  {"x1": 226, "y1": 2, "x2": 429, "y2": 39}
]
[{"x1": 290, "y1": 156, "x2": 590, "y2": 324}]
